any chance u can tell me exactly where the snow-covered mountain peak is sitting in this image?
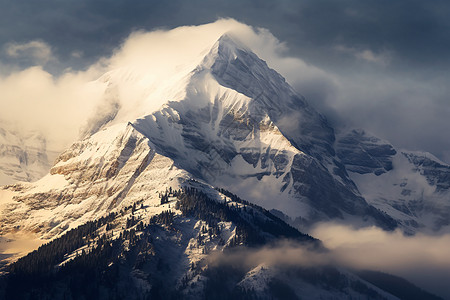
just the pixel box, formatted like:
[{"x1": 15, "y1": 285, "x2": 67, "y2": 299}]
[
  {"x1": 84, "y1": 33, "x2": 334, "y2": 151},
  {"x1": 81, "y1": 34, "x2": 243, "y2": 137},
  {"x1": 0, "y1": 32, "x2": 398, "y2": 249}
]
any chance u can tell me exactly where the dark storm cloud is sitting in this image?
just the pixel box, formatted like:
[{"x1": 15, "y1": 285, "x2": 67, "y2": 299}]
[
  {"x1": 270, "y1": 0, "x2": 450, "y2": 73},
  {"x1": 0, "y1": 0, "x2": 449, "y2": 161},
  {"x1": 0, "y1": 0, "x2": 184, "y2": 70},
  {"x1": 2, "y1": 0, "x2": 449, "y2": 71}
]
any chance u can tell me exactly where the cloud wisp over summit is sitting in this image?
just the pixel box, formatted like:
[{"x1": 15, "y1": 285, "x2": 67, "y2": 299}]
[
  {"x1": 0, "y1": 4, "x2": 448, "y2": 161},
  {"x1": 0, "y1": 19, "x2": 335, "y2": 152}
]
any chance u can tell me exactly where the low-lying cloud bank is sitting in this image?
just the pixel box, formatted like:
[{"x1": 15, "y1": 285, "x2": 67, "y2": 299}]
[
  {"x1": 205, "y1": 223, "x2": 450, "y2": 298},
  {"x1": 312, "y1": 223, "x2": 450, "y2": 299},
  {"x1": 203, "y1": 223, "x2": 450, "y2": 298}
]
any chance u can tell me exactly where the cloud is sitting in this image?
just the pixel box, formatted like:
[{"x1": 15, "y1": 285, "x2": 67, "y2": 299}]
[
  {"x1": 5, "y1": 40, "x2": 53, "y2": 65},
  {"x1": 203, "y1": 222, "x2": 450, "y2": 298},
  {"x1": 0, "y1": 18, "x2": 448, "y2": 165},
  {"x1": 335, "y1": 44, "x2": 391, "y2": 66},
  {"x1": 312, "y1": 223, "x2": 450, "y2": 299},
  {"x1": 207, "y1": 240, "x2": 329, "y2": 270},
  {"x1": 206, "y1": 223, "x2": 450, "y2": 298},
  {"x1": 2, "y1": 0, "x2": 448, "y2": 72},
  {"x1": 0, "y1": 65, "x2": 105, "y2": 150},
  {"x1": 0, "y1": 19, "x2": 336, "y2": 153}
]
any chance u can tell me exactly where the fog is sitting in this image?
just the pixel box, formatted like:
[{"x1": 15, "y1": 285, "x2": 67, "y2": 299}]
[
  {"x1": 205, "y1": 223, "x2": 450, "y2": 298},
  {"x1": 0, "y1": 65, "x2": 105, "y2": 150},
  {"x1": 312, "y1": 223, "x2": 450, "y2": 299}
]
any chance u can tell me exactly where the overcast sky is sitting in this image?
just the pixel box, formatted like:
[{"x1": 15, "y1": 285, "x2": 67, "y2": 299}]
[{"x1": 0, "y1": 0, "x2": 449, "y2": 162}]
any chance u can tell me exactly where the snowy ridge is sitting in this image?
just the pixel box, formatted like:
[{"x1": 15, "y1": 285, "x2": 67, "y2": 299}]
[{"x1": 0, "y1": 123, "x2": 188, "y2": 241}]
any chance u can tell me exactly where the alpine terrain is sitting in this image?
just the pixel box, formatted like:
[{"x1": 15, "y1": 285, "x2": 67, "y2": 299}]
[
  {"x1": 0, "y1": 125, "x2": 58, "y2": 186},
  {"x1": 0, "y1": 33, "x2": 446, "y2": 299}
]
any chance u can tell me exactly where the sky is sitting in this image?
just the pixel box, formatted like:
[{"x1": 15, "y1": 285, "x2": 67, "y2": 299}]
[{"x1": 0, "y1": 0, "x2": 449, "y2": 162}]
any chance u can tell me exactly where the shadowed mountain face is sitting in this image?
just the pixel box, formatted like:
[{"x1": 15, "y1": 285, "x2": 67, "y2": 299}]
[{"x1": 336, "y1": 129, "x2": 397, "y2": 176}]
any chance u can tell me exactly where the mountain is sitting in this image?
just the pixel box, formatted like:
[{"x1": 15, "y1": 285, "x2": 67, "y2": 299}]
[
  {"x1": 0, "y1": 126, "x2": 57, "y2": 186},
  {"x1": 336, "y1": 129, "x2": 450, "y2": 234},
  {"x1": 0, "y1": 32, "x2": 446, "y2": 299},
  {"x1": 0, "y1": 35, "x2": 396, "y2": 246},
  {"x1": 93, "y1": 34, "x2": 395, "y2": 229}
]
